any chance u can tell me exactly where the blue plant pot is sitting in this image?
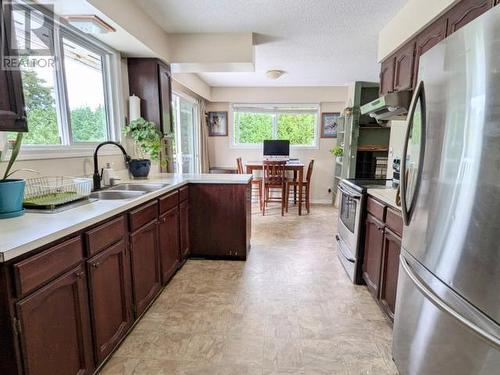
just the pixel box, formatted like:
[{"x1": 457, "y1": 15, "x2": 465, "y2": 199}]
[
  {"x1": 129, "y1": 159, "x2": 151, "y2": 178},
  {"x1": 0, "y1": 179, "x2": 25, "y2": 219}
]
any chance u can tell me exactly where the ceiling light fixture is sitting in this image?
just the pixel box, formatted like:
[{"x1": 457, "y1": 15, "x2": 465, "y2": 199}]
[
  {"x1": 266, "y1": 69, "x2": 286, "y2": 80},
  {"x1": 65, "y1": 15, "x2": 115, "y2": 34}
]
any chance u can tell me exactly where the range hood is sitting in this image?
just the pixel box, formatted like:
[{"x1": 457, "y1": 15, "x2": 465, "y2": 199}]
[{"x1": 360, "y1": 90, "x2": 412, "y2": 122}]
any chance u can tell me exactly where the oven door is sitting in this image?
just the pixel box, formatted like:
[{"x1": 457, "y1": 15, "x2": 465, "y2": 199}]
[{"x1": 337, "y1": 183, "x2": 362, "y2": 257}]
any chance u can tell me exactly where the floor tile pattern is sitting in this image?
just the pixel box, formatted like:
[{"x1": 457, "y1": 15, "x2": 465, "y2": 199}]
[{"x1": 100, "y1": 204, "x2": 398, "y2": 374}]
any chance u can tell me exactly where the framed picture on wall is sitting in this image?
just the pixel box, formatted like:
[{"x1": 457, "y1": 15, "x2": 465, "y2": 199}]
[
  {"x1": 207, "y1": 111, "x2": 228, "y2": 136},
  {"x1": 321, "y1": 112, "x2": 340, "y2": 138}
]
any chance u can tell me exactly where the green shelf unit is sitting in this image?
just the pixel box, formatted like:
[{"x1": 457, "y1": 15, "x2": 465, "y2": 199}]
[{"x1": 333, "y1": 81, "x2": 389, "y2": 203}]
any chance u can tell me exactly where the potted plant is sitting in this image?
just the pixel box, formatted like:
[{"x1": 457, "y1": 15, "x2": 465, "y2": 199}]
[
  {"x1": 123, "y1": 117, "x2": 162, "y2": 178},
  {"x1": 330, "y1": 145, "x2": 344, "y2": 163},
  {"x1": 0, "y1": 133, "x2": 25, "y2": 218}
]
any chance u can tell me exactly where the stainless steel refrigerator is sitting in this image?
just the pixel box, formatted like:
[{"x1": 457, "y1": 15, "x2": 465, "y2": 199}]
[{"x1": 393, "y1": 5, "x2": 500, "y2": 375}]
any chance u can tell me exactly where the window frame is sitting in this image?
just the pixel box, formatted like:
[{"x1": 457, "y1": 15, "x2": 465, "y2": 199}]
[
  {"x1": 0, "y1": 1, "x2": 124, "y2": 160},
  {"x1": 172, "y1": 90, "x2": 200, "y2": 174},
  {"x1": 231, "y1": 103, "x2": 320, "y2": 150}
]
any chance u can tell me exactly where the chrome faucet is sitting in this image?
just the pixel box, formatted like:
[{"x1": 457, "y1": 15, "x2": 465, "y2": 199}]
[{"x1": 93, "y1": 141, "x2": 131, "y2": 191}]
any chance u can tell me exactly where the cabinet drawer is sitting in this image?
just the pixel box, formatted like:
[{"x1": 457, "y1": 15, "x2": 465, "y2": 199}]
[
  {"x1": 13, "y1": 236, "x2": 84, "y2": 297},
  {"x1": 367, "y1": 196, "x2": 385, "y2": 221},
  {"x1": 179, "y1": 186, "x2": 189, "y2": 202},
  {"x1": 159, "y1": 190, "x2": 179, "y2": 214},
  {"x1": 86, "y1": 215, "x2": 126, "y2": 256},
  {"x1": 129, "y1": 201, "x2": 158, "y2": 232},
  {"x1": 386, "y1": 207, "x2": 403, "y2": 237}
]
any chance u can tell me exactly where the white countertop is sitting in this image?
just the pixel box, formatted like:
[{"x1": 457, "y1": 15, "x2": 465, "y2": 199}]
[
  {"x1": 0, "y1": 173, "x2": 252, "y2": 262},
  {"x1": 367, "y1": 187, "x2": 401, "y2": 211}
]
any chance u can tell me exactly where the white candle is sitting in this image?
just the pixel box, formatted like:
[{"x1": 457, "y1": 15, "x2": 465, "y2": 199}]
[{"x1": 129, "y1": 95, "x2": 141, "y2": 122}]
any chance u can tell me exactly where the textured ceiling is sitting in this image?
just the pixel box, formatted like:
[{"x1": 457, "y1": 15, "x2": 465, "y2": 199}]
[{"x1": 134, "y1": 0, "x2": 408, "y2": 87}]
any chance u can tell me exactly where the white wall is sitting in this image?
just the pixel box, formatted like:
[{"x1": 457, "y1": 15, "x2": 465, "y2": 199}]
[
  {"x1": 386, "y1": 120, "x2": 407, "y2": 180},
  {"x1": 378, "y1": 0, "x2": 458, "y2": 61},
  {"x1": 206, "y1": 87, "x2": 347, "y2": 203}
]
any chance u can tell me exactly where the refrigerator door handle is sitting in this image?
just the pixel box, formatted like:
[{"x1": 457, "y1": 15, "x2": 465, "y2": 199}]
[
  {"x1": 400, "y1": 256, "x2": 500, "y2": 350},
  {"x1": 400, "y1": 80, "x2": 426, "y2": 225}
]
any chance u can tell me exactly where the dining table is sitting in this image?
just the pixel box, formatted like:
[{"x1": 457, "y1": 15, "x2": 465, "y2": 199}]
[{"x1": 245, "y1": 160, "x2": 305, "y2": 215}]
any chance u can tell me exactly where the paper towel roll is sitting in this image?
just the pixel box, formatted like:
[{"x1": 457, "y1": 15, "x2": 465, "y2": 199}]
[{"x1": 129, "y1": 95, "x2": 141, "y2": 122}]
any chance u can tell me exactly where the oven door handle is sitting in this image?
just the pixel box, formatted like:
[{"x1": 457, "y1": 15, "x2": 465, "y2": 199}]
[
  {"x1": 338, "y1": 185, "x2": 361, "y2": 200},
  {"x1": 335, "y1": 235, "x2": 355, "y2": 263}
]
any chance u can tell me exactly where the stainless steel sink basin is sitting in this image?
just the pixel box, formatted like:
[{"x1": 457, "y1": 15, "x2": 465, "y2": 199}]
[
  {"x1": 89, "y1": 190, "x2": 146, "y2": 200},
  {"x1": 108, "y1": 183, "x2": 169, "y2": 192}
]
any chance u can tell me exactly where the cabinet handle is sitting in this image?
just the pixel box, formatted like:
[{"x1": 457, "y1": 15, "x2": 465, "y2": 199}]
[
  {"x1": 75, "y1": 271, "x2": 85, "y2": 279},
  {"x1": 91, "y1": 262, "x2": 100, "y2": 268},
  {"x1": 162, "y1": 217, "x2": 167, "y2": 223}
]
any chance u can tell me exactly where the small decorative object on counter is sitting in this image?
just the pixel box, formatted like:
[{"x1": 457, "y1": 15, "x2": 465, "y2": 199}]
[
  {"x1": 0, "y1": 133, "x2": 26, "y2": 218},
  {"x1": 123, "y1": 117, "x2": 162, "y2": 178}
]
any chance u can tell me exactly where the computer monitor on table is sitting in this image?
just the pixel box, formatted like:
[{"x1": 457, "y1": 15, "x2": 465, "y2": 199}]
[{"x1": 263, "y1": 140, "x2": 290, "y2": 159}]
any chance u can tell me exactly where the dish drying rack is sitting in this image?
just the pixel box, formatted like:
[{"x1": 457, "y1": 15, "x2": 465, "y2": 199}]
[{"x1": 23, "y1": 176, "x2": 93, "y2": 210}]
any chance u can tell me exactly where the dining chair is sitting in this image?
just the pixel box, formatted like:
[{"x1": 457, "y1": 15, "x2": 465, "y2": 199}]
[
  {"x1": 236, "y1": 157, "x2": 263, "y2": 210},
  {"x1": 286, "y1": 159, "x2": 314, "y2": 214},
  {"x1": 262, "y1": 160, "x2": 288, "y2": 216}
]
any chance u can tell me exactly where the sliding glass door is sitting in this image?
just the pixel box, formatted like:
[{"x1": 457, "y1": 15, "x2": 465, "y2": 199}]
[{"x1": 172, "y1": 93, "x2": 199, "y2": 174}]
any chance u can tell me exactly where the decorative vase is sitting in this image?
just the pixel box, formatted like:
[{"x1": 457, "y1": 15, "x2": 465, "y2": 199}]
[
  {"x1": 128, "y1": 159, "x2": 151, "y2": 178},
  {"x1": 0, "y1": 179, "x2": 25, "y2": 219}
]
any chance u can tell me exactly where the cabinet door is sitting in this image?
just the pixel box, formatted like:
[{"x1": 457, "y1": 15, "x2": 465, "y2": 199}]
[
  {"x1": 87, "y1": 240, "x2": 132, "y2": 364},
  {"x1": 16, "y1": 266, "x2": 94, "y2": 375},
  {"x1": 413, "y1": 17, "x2": 447, "y2": 86},
  {"x1": 362, "y1": 214, "x2": 385, "y2": 298},
  {"x1": 379, "y1": 56, "x2": 395, "y2": 95},
  {"x1": 379, "y1": 228, "x2": 402, "y2": 321},
  {"x1": 0, "y1": 4, "x2": 27, "y2": 132},
  {"x1": 446, "y1": 0, "x2": 494, "y2": 35},
  {"x1": 179, "y1": 200, "x2": 190, "y2": 261},
  {"x1": 393, "y1": 41, "x2": 416, "y2": 92},
  {"x1": 129, "y1": 220, "x2": 161, "y2": 317},
  {"x1": 158, "y1": 206, "x2": 180, "y2": 284}
]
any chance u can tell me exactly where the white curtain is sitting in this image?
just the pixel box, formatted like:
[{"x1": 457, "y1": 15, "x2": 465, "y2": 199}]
[{"x1": 199, "y1": 99, "x2": 210, "y2": 173}]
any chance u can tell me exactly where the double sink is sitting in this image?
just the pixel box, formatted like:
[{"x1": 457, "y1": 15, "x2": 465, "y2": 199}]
[{"x1": 90, "y1": 183, "x2": 169, "y2": 200}]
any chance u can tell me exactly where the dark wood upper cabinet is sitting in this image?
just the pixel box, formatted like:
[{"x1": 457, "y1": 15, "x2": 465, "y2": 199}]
[
  {"x1": 127, "y1": 58, "x2": 173, "y2": 134},
  {"x1": 129, "y1": 219, "x2": 161, "y2": 317},
  {"x1": 15, "y1": 265, "x2": 94, "y2": 375},
  {"x1": 86, "y1": 239, "x2": 132, "y2": 364},
  {"x1": 393, "y1": 41, "x2": 416, "y2": 92},
  {"x1": 158, "y1": 206, "x2": 180, "y2": 285},
  {"x1": 413, "y1": 17, "x2": 448, "y2": 86},
  {"x1": 379, "y1": 228, "x2": 402, "y2": 321},
  {"x1": 0, "y1": 3, "x2": 27, "y2": 132},
  {"x1": 446, "y1": 0, "x2": 494, "y2": 35},
  {"x1": 362, "y1": 213, "x2": 385, "y2": 298},
  {"x1": 379, "y1": 56, "x2": 395, "y2": 96}
]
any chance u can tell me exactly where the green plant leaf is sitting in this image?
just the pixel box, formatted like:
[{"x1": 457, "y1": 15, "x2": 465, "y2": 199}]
[{"x1": 3, "y1": 133, "x2": 24, "y2": 180}]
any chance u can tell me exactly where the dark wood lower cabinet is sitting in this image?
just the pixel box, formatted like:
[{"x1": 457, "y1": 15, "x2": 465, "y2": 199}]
[
  {"x1": 379, "y1": 228, "x2": 402, "y2": 321},
  {"x1": 362, "y1": 195, "x2": 403, "y2": 322},
  {"x1": 179, "y1": 200, "x2": 190, "y2": 261},
  {"x1": 0, "y1": 182, "x2": 252, "y2": 374},
  {"x1": 129, "y1": 220, "x2": 161, "y2": 317},
  {"x1": 87, "y1": 240, "x2": 132, "y2": 364},
  {"x1": 158, "y1": 206, "x2": 180, "y2": 284},
  {"x1": 362, "y1": 213, "x2": 385, "y2": 297},
  {"x1": 189, "y1": 183, "x2": 251, "y2": 259},
  {"x1": 15, "y1": 265, "x2": 94, "y2": 375}
]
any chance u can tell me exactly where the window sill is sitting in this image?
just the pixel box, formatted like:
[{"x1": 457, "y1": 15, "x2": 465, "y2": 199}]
[{"x1": 3, "y1": 145, "x2": 124, "y2": 161}]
